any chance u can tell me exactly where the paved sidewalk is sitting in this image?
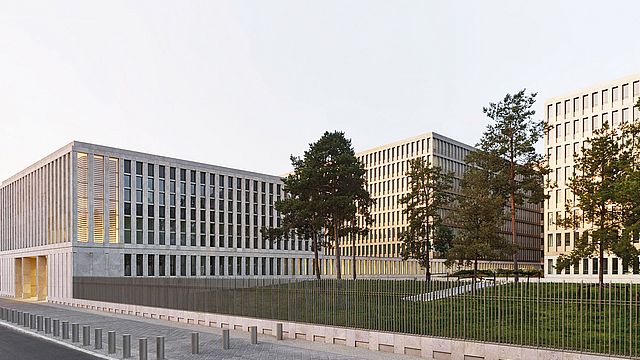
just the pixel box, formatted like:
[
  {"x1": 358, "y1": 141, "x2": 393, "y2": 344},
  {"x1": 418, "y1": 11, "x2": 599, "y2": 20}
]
[{"x1": 0, "y1": 298, "x2": 417, "y2": 360}]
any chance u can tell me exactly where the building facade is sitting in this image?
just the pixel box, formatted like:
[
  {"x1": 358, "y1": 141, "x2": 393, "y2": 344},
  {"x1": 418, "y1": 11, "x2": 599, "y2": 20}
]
[
  {"x1": 0, "y1": 142, "x2": 318, "y2": 301},
  {"x1": 544, "y1": 73, "x2": 640, "y2": 281},
  {"x1": 327, "y1": 132, "x2": 543, "y2": 277}
]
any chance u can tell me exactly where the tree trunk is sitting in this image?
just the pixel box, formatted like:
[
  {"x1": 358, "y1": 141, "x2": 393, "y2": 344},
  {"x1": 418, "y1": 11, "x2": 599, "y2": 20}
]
[
  {"x1": 510, "y1": 192, "x2": 519, "y2": 283},
  {"x1": 352, "y1": 227, "x2": 357, "y2": 280},
  {"x1": 509, "y1": 128, "x2": 519, "y2": 283},
  {"x1": 334, "y1": 222, "x2": 342, "y2": 280},
  {"x1": 473, "y1": 257, "x2": 478, "y2": 295},
  {"x1": 312, "y1": 232, "x2": 321, "y2": 280},
  {"x1": 425, "y1": 222, "x2": 431, "y2": 282}
]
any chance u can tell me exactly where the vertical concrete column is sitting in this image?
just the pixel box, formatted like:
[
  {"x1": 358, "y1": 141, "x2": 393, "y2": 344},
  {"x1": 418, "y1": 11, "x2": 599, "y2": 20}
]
[
  {"x1": 139, "y1": 338, "x2": 147, "y2": 360},
  {"x1": 44, "y1": 317, "x2": 51, "y2": 334},
  {"x1": 156, "y1": 336, "x2": 164, "y2": 360},
  {"x1": 108, "y1": 331, "x2": 116, "y2": 354},
  {"x1": 191, "y1": 332, "x2": 199, "y2": 354},
  {"x1": 15, "y1": 259, "x2": 23, "y2": 298},
  {"x1": 95, "y1": 328, "x2": 103, "y2": 349},
  {"x1": 250, "y1": 326, "x2": 258, "y2": 344},
  {"x1": 82, "y1": 325, "x2": 90, "y2": 346},
  {"x1": 276, "y1": 323, "x2": 283, "y2": 340},
  {"x1": 222, "y1": 329, "x2": 230, "y2": 350},
  {"x1": 71, "y1": 323, "x2": 79, "y2": 342},
  {"x1": 123, "y1": 334, "x2": 131, "y2": 358},
  {"x1": 62, "y1": 321, "x2": 69, "y2": 339},
  {"x1": 53, "y1": 319, "x2": 60, "y2": 337},
  {"x1": 36, "y1": 256, "x2": 48, "y2": 301}
]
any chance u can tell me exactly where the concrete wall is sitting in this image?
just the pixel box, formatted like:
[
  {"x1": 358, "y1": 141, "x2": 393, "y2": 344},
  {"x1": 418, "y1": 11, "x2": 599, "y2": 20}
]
[{"x1": 50, "y1": 297, "x2": 627, "y2": 360}]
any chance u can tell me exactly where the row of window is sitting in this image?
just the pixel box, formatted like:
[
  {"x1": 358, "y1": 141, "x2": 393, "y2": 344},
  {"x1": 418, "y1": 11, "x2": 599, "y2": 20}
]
[
  {"x1": 547, "y1": 257, "x2": 640, "y2": 275},
  {"x1": 547, "y1": 81, "x2": 640, "y2": 120},
  {"x1": 547, "y1": 108, "x2": 639, "y2": 146},
  {"x1": 123, "y1": 253, "x2": 315, "y2": 277}
]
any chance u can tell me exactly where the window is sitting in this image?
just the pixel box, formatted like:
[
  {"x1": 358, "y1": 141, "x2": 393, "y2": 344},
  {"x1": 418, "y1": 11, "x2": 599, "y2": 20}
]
[
  {"x1": 622, "y1": 108, "x2": 629, "y2": 123},
  {"x1": 612, "y1": 86, "x2": 619, "y2": 102},
  {"x1": 159, "y1": 255, "x2": 165, "y2": 276},
  {"x1": 592, "y1": 258, "x2": 598, "y2": 275},
  {"x1": 191, "y1": 255, "x2": 196, "y2": 276},
  {"x1": 124, "y1": 254, "x2": 131, "y2": 276},
  {"x1": 602, "y1": 89, "x2": 609, "y2": 105},
  {"x1": 180, "y1": 255, "x2": 186, "y2": 276},
  {"x1": 170, "y1": 255, "x2": 176, "y2": 276},
  {"x1": 148, "y1": 254, "x2": 155, "y2": 276},
  {"x1": 592, "y1": 92, "x2": 598, "y2": 107},
  {"x1": 622, "y1": 84, "x2": 629, "y2": 99},
  {"x1": 634, "y1": 81, "x2": 639, "y2": 97},
  {"x1": 136, "y1": 254, "x2": 143, "y2": 276}
]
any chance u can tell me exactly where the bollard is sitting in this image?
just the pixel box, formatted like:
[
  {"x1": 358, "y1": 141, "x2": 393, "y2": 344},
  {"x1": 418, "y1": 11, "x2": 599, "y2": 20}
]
[
  {"x1": 71, "y1": 323, "x2": 79, "y2": 343},
  {"x1": 123, "y1": 334, "x2": 131, "y2": 358},
  {"x1": 276, "y1": 323, "x2": 283, "y2": 341},
  {"x1": 108, "y1": 331, "x2": 116, "y2": 354},
  {"x1": 53, "y1": 319, "x2": 60, "y2": 337},
  {"x1": 191, "y1": 332, "x2": 199, "y2": 354},
  {"x1": 62, "y1": 321, "x2": 69, "y2": 339},
  {"x1": 0, "y1": 307, "x2": 4, "y2": 321},
  {"x1": 156, "y1": 336, "x2": 165, "y2": 360},
  {"x1": 44, "y1": 317, "x2": 51, "y2": 334},
  {"x1": 139, "y1": 338, "x2": 147, "y2": 360},
  {"x1": 11, "y1": 310, "x2": 17, "y2": 324},
  {"x1": 30, "y1": 314, "x2": 36, "y2": 330},
  {"x1": 37, "y1": 315, "x2": 43, "y2": 332},
  {"x1": 82, "y1": 325, "x2": 90, "y2": 346},
  {"x1": 17, "y1": 311, "x2": 23, "y2": 326},
  {"x1": 222, "y1": 329, "x2": 230, "y2": 350},
  {"x1": 250, "y1": 326, "x2": 258, "y2": 344},
  {"x1": 95, "y1": 328, "x2": 102, "y2": 349}
]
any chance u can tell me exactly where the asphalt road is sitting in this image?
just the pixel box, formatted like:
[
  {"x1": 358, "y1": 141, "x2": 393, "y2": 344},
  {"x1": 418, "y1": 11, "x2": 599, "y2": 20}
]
[{"x1": 0, "y1": 325, "x2": 99, "y2": 360}]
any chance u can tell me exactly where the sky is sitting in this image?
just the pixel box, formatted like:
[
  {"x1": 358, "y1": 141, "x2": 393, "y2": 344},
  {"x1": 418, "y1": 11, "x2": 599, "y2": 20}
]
[{"x1": 1, "y1": 1, "x2": 639, "y2": 181}]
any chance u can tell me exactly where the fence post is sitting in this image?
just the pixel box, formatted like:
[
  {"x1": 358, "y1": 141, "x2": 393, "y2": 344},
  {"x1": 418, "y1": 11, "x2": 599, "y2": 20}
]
[
  {"x1": 139, "y1": 338, "x2": 147, "y2": 360},
  {"x1": 108, "y1": 331, "x2": 116, "y2": 354},
  {"x1": 250, "y1": 326, "x2": 257, "y2": 344},
  {"x1": 123, "y1": 334, "x2": 131, "y2": 358},
  {"x1": 62, "y1": 321, "x2": 69, "y2": 339},
  {"x1": 276, "y1": 323, "x2": 283, "y2": 340},
  {"x1": 191, "y1": 332, "x2": 199, "y2": 354},
  {"x1": 222, "y1": 329, "x2": 230, "y2": 349},
  {"x1": 156, "y1": 336, "x2": 165, "y2": 360},
  {"x1": 53, "y1": 319, "x2": 60, "y2": 337},
  {"x1": 95, "y1": 328, "x2": 102, "y2": 350},
  {"x1": 71, "y1": 323, "x2": 80, "y2": 343}
]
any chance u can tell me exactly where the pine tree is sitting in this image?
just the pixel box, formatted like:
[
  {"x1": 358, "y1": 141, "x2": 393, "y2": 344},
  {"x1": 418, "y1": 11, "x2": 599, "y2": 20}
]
[{"x1": 398, "y1": 157, "x2": 454, "y2": 282}]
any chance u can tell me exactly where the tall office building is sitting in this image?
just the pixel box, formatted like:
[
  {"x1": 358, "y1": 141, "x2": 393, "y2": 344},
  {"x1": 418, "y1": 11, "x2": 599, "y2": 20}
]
[
  {"x1": 0, "y1": 142, "x2": 318, "y2": 302},
  {"x1": 327, "y1": 132, "x2": 543, "y2": 277},
  {"x1": 544, "y1": 73, "x2": 640, "y2": 281}
]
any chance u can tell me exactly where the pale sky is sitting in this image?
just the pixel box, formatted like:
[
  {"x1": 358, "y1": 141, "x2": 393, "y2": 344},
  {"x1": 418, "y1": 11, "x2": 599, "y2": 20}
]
[{"x1": 1, "y1": 1, "x2": 639, "y2": 181}]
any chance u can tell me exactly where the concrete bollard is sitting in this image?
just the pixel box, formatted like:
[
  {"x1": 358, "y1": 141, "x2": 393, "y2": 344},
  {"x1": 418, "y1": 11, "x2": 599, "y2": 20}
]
[
  {"x1": 108, "y1": 331, "x2": 116, "y2": 354},
  {"x1": 44, "y1": 317, "x2": 51, "y2": 334},
  {"x1": 222, "y1": 329, "x2": 230, "y2": 350},
  {"x1": 156, "y1": 336, "x2": 165, "y2": 360},
  {"x1": 95, "y1": 328, "x2": 102, "y2": 349},
  {"x1": 123, "y1": 334, "x2": 131, "y2": 358},
  {"x1": 276, "y1": 323, "x2": 283, "y2": 341},
  {"x1": 30, "y1": 314, "x2": 36, "y2": 330},
  {"x1": 0, "y1": 307, "x2": 4, "y2": 321},
  {"x1": 11, "y1": 310, "x2": 17, "y2": 323},
  {"x1": 62, "y1": 321, "x2": 69, "y2": 339},
  {"x1": 37, "y1": 315, "x2": 43, "y2": 331},
  {"x1": 53, "y1": 319, "x2": 60, "y2": 337},
  {"x1": 139, "y1": 338, "x2": 147, "y2": 360},
  {"x1": 16, "y1": 311, "x2": 23, "y2": 326},
  {"x1": 71, "y1": 323, "x2": 80, "y2": 343},
  {"x1": 191, "y1": 332, "x2": 199, "y2": 354},
  {"x1": 250, "y1": 326, "x2": 258, "y2": 344},
  {"x1": 82, "y1": 325, "x2": 90, "y2": 346}
]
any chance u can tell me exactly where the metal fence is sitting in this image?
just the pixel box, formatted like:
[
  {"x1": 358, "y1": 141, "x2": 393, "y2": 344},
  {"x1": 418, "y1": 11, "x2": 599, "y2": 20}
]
[{"x1": 74, "y1": 277, "x2": 640, "y2": 358}]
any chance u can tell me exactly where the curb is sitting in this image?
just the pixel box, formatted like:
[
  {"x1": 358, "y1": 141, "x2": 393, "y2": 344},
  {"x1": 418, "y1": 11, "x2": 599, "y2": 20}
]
[{"x1": 0, "y1": 320, "x2": 117, "y2": 360}]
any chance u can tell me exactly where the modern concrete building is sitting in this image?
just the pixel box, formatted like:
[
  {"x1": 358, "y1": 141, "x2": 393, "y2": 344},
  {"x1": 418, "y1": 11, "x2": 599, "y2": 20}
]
[
  {"x1": 0, "y1": 142, "x2": 318, "y2": 302},
  {"x1": 327, "y1": 132, "x2": 543, "y2": 277},
  {"x1": 544, "y1": 73, "x2": 640, "y2": 281}
]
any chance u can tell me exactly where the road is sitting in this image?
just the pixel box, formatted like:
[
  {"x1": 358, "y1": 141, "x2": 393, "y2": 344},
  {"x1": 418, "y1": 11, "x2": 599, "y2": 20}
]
[{"x1": 0, "y1": 325, "x2": 99, "y2": 360}]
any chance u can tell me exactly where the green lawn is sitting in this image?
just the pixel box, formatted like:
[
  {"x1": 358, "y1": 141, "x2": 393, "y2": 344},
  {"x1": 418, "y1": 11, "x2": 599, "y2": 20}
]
[{"x1": 193, "y1": 279, "x2": 640, "y2": 358}]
